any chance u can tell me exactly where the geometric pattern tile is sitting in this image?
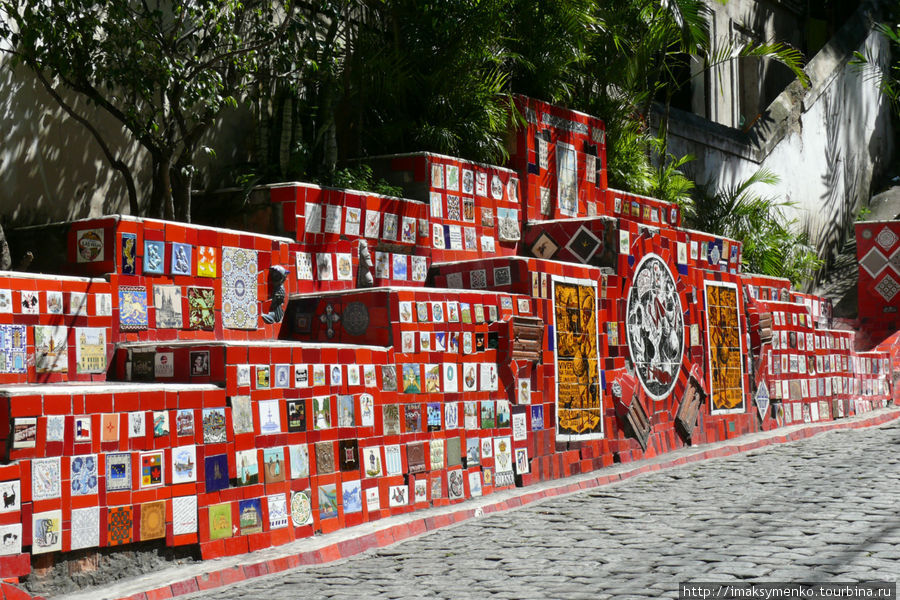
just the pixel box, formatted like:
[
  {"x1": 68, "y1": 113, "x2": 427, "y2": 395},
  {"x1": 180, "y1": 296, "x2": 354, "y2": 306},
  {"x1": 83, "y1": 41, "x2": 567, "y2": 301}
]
[
  {"x1": 876, "y1": 226, "x2": 898, "y2": 251},
  {"x1": 222, "y1": 247, "x2": 258, "y2": 330},
  {"x1": 70, "y1": 506, "x2": 100, "y2": 551},
  {"x1": 860, "y1": 246, "x2": 889, "y2": 278},
  {"x1": 874, "y1": 273, "x2": 900, "y2": 303},
  {"x1": 107, "y1": 505, "x2": 133, "y2": 546},
  {"x1": 890, "y1": 248, "x2": 900, "y2": 276}
]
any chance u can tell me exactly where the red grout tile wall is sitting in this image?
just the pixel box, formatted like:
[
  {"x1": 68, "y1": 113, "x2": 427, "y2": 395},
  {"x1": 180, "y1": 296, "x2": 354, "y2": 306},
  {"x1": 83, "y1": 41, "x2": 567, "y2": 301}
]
[{"x1": 0, "y1": 95, "x2": 894, "y2": 581}]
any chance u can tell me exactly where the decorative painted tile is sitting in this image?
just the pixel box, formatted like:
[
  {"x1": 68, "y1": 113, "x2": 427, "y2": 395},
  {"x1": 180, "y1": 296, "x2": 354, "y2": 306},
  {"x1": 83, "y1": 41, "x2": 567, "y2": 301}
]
[
  {"x1": 143, "y1": 240, "x2": 165, "y2": 275},
  {"x1": 384, "y1": 445, "x2": 402, "y2": 475},
  {"x1": 175, "y1": 409, "x2": 194, "y2": 437},
  {"x1": 128, "y1": 411, "x2": 146, "y2": 438},
  {"x1": 172, "y1": 495, "x2": 198, "y2": 535},
  {"x1": 0, "y1": 523, "x2": 22, "y2": 556},
  {"x1": 32, "y1": 457, "x2": 61, "y2": 500},
  {"x1": 171, "y1": 445, "x2": 197, "y2": 484},
  {"x1": 236, "y1": 449, "x2": 259, "y2": 485},
  {"x1": 170, "y1": 242, "x2": 192, "y2": 276},
  {"x1": 0, "y1": 480, "x2": 20, "y2": 513},
  {"x1": 289, "y1": 444, "x2": 310, "y2": 479},
  {"x1": 388, "y1": 484, "x2": 408, "y2": 507},
  {"x1": 203, "y1": 408, "x2": 227, "y2": 443},
  {"x1": 20, "y1": 290, "x2": 38, "y2": 314},
  {"x1": 96, "y1": 293, "x2": 113, "y2": 316},
  {"x1": 204, "y1": 454, "x2": 230, "y2": 492},
  {"x1": 290, "y1": 490, "x2": 313, "y2": 527},
  {"x1": 70, "y1": 506, "x2": 100, "y2": 551},
  {"x1": 342, "y1": 480, "x2": 362, "y2": 514},
  {"x1": 208, "y1": 502, "x2": 232, "y2": 540},
  {"x1": 34, "y1": 325, "x2": 68, "y2": 373},
  {"x1": 262, "y1": 447, "x2": 286, "y2": 483},
  {"x1": 336, "y1": 253, "x2": 353, "y2": 281},
  {"x1": 221, "y1": 247, "x2": 258, "y2": 330},
  {"x1": 231, "y1": 396, "x2": 255, "y2": 434},
  {"x1": 255, "y1": 365, "x2": 271, "y2": 390},
  {"x1": 106, "y1": 453, "x2": 132, "y2": 492},
  {"x1": 315, "y1": 441, "x2": 334, "y2": 474},
  {"x1": 274, "y1": 364, "x2": 290, "y2": 388},
  {"x1": 107, "y1": 506, "x2": 133, "y2": 547},
  {"x1": 76, "y1": 228, "x2": 105, "y2": 263},
  {"x1": 121, "y1": 232, "x2": 137, "y2": 274},
  {"x1": 258, "y1": 399, "x2": 281, "y2": 434},
  {"x1": 140, "y1": 451, "x2": 164, "y2": 488},
  {"x1": 312, "y1": 396, "x2": 331, "y2": 430},
  {"x1": 197, "y1": 246, "x2": 217, "y2": 277},
  {"x1": 75, "y1": 327, "x2": 106, "y2": 374},
  {"x1": 12, "y1": 417, "x2": 36, "y2": 449},
  {"x1": 153, "y1": 410, "x2": 170, "y2": 437},
  {"x1": 286, "y1": 400, "x2": 306, "y2": 433},
  {"x1": 187, "y1": 287, "x2": 215, "y2": 330},
  {"x1": 32, "y1": 510, "x2": 63, "y2": 554},
  {"x1": 46, "y1": 291, "x2": 63, "y2": 314},
  {"x1": 153, "y1": 285, "x2": 183, "y2": 329},
  {"x1": 70, "y1": 454, "x2": 99, "y2": 496},
  {"x1": 0, "y1": 290, "x2": 12, "y2": 313},
  {"x1": 140, "y1": 500, "x2": 167, "y2": 540},
  {"x1": 267, "y1": 493, "x2": 289, "y2": 529},
  {"x1": 339, "y1": 439, "x2": 359, "y2": 472},
  {"x1": 319, "y1": 484, "x2": 338, "y2": 519},
  {"x1": 118, "y1": 286, "x2": 149, "y2": 330},
  {"x1": 239, "y1": 498, "x2": 263, "y2": 535}
]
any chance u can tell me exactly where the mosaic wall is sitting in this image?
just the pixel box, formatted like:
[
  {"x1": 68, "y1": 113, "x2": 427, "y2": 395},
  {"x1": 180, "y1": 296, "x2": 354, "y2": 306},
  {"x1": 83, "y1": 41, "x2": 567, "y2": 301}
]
[{"x1": 0, "y1": 97, "x2": 893, "y2": 579}]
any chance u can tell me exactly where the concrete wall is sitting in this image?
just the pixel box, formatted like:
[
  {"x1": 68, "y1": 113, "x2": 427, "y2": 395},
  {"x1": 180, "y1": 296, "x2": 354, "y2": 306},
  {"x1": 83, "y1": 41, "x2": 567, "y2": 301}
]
[
  {"x1": 663, "y1": 1, "x2": 894, "y2": 275},
  {"x1": 0, "y1": 61, "x2": 149, "y2": 226}
]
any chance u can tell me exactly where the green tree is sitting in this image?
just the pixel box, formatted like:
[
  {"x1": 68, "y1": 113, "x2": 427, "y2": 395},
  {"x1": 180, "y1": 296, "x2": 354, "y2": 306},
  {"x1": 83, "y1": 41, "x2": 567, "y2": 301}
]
[{"x1": 0, "y1": 0, "x2": 294, "y2": 221}]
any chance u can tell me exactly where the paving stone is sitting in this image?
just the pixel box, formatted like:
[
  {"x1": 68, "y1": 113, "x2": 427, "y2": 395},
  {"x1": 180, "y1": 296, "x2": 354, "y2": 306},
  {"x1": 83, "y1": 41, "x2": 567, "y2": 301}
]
[{"x1": 179, "y1": 420, "x2": 900, "y2": 600}]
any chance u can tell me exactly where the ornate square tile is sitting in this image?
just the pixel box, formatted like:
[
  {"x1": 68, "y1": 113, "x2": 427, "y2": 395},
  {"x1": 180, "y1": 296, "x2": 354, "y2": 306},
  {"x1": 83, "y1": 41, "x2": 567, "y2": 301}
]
[
  {"x1": 107, "y1": 505, "x2": 133, "y2": 546},
  {"x1": 860, "y1": 247, "x2": 889, "y2": 278},
  {"x1": 187, "y1": 287, "x2": 215, "y2": 330},
  {"x1": 106, "y1": 453, "x2": 132, "y2": 492},
  {"x1": 221, "y1": 247, "x2": 258, "y2": 330},
  {"x1": 118, "y1": 286, "x2": 149, "y2": 330},
  {"x1": 70, "y1": 454, "x2": 99, "y2": 496},
  {"x1": 140, "y1": 500, "x2": 166, "y2": 540},
  {"x1": 874, "y1": 274, "x2": 900, "y2": 302},
  {"x1": 876, "y1": 226, "x2": 898, "y2": 251},
  {"x1": 70, "y1": 506, "x2": 100, "y2": 550}
]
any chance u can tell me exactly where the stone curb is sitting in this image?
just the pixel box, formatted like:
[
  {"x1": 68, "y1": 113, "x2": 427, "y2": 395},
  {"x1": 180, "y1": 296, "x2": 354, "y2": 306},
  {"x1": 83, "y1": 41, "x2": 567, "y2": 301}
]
[{"x1": 22, "y1": 407, "x2": 900, "y2": 600}]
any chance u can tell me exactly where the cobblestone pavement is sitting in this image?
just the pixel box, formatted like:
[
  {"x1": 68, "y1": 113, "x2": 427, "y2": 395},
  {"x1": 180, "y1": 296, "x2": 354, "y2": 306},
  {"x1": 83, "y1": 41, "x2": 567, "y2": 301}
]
[{"x1": 184, "y1": 421, "x2": 900, "y2": 600}]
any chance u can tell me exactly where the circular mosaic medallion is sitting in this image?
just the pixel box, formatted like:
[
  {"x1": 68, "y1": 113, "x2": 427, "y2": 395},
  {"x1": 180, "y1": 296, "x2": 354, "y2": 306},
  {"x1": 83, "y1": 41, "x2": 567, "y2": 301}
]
[
  {"x1": 625, "y1": 253, "x2": 684, "y2": 401},
  {"x1": 342, "y1": 302, "x2": 369, "y2": 336},
  {"x1": 291, "y1": 490, "x2": 312, "y2": 527}
]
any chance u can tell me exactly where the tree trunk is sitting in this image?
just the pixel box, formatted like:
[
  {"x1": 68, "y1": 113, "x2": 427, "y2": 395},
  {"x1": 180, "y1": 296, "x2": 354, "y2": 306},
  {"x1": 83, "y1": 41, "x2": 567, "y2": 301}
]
[
  {"x1": 148, "y1": 153, "x2": 174, "y2": 220},
  {"x1": 170, "y1": 160, "x2": 193, "y2": 223},
  {"x1": 0, "y1": 223, "x2": 11, "y2": 271}
]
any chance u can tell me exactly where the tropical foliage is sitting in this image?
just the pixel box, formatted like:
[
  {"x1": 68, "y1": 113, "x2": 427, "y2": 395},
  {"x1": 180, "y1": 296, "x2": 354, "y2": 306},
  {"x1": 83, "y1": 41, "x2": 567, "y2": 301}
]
[
  {"x1": 0, "y1": 0, "x2": 819, "y2": 283},
  {"x1": 687, "y1": 169, "x2": 823, "y2": 284}
]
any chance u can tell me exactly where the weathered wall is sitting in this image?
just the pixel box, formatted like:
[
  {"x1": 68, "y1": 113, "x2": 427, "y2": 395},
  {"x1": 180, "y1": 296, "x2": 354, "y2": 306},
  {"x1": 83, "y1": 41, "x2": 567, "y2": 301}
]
[
  {"x1": 0, "y1": 61, "x2": 148, "y2": 226},
  {"x1": 663, "y1": 3, "x2": 893, "y2": 274},
  {"x1": 0, "y1": 59, "x2": 252, "y2": 228}
]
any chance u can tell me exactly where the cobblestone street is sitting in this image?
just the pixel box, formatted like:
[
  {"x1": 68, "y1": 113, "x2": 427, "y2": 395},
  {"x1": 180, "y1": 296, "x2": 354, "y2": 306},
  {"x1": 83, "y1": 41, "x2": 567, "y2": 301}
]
[{"x1": 181, "y1": 420, "x2": 900, "y2": 600}]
